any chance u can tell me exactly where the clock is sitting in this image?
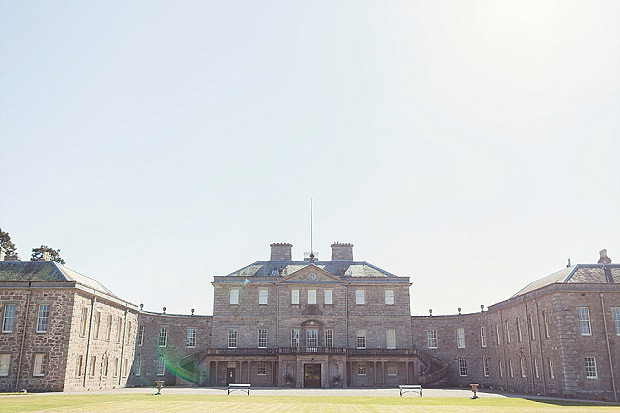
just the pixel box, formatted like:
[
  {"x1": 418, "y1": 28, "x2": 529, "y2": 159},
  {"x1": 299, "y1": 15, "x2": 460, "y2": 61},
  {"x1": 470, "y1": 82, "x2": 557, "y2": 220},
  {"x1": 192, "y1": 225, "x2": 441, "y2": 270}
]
[{"x1": 307, "y1": 273, "x2": 316, "y2": 281}]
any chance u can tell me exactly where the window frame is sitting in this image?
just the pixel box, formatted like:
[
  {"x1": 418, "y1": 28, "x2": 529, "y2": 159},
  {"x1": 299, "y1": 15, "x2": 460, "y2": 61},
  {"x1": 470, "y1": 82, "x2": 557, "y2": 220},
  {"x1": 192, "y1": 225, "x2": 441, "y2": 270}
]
[
  {"x1": 356, "y1": 330, "x2": 366, "y2": 349},
  {"x1": 158, "y1": 327, "x2": 167, "y2": 347},
  {"x1": 577, "y1": 307, "x2": 592, "y2": 336},
  {"x1": 357, "y1": 362, "x2": 367, "y2": 375},
  {"x1": 228, "y1": 328, "x2": 238, "y2": 348},
  {"x1": 258, "y1": 328, "x2": 267, "y2": 348},
  {"x1": 307, "y1": 289, "x2": 317, "y2": 305},
  {"x1": 157, "y1": 355, "x2": 165, "y2": 376},
  {"x1": 456, "y1": 328, "x2": 465, "y2": 349},
  {"x1": 2, "y1": 304, "x2": 16, "y2": 333},
  {"x1": 229, "y1": 289, "x2": 239, "y2": 305},
  {"x1": 427, "y1": 329, "x2": 438, "y2": 349},
  {"x1": 386, "y1": 329, "x2": 396, "y2": 349},
  {"x1": 355, "y1": 290, "x2": 365, "y2": 305},
  {"x1": 611, "y1": 307, "x2": 620, "y2": 336},
  {"x1": 458, "y1": 356, "x2": 468, "y2": 377},
  {"x1": 36, "y1": 305, "x2": 50, "y2": 333},
  {"x1": 93, "y1": 311, "x2": 101, "y2": 340},
  {"x1": 480, "y1": 326, "x2": 487, "y2": 348},
  {"x1": 483, "y1": 356, "x2": 490, "y2": 377},
  {"x1": 520, "y1": 357, "x2": 527, "y2": 378},
  {"x1": 384, "y1": 289, "x2": 394, "y2": 305},
  {"x1": 291, "y1": 329, "x2": 300, "y2": 347},
  {"x1": 137, "y1": 325, "x2": 144, "y2": 346},
  {"x1": 291, "y1": 289, "x2": 300, "y2": 305},
  {"x1": 186, "y1": 328, "x2": 197, "y2": 348},
  {"x1": 135, "y1": 354, "x2": 142, "y2": 376},
  {"x1": 585, "y1": 356, "x2": 598, "y2": 379},
  {"x1": 528, "y1": 314, "x2": 536, "y2": 340},
  {"x1": 0, "y1": 353, "x2": 10, "y2": 377},
  {"x1": 324, "y1": 289, "x2": 333, "y2": 305},
  {"x1": 387, "y1": 361, "x2": 397, "y2": 376},
  {"x1": 516, "y1": 317, "x2": 523, "y2": 342},
  {"x1": 257, "y1": 361, "x2": 267, "y2": 376},
  {"x1": 33, "y1": 353, "x2": 46, "y2": 377},
  {"x1": 324, "y1": 329, "x2": 333, "y2": 347},
  {"x1": 543, "y1": 310, "x2": 550, "y2": 338},
  {"x1": 258, "y1": 289, "x2": 268, "y2": 305}
]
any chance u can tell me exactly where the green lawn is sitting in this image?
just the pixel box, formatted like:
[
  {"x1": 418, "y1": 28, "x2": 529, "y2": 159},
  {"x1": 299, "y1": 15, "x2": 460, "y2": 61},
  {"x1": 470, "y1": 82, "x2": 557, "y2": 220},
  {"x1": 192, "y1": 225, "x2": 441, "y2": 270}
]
[{"x1": 0, "y1": 394, "x2": 617, "y2": 413}]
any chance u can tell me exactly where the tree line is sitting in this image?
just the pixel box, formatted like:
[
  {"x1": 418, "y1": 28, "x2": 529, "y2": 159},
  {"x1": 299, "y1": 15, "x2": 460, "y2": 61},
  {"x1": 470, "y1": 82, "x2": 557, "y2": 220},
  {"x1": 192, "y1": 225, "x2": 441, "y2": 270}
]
[{"x1": 0, "y1": 228, "x2": 66, "y2": 264}]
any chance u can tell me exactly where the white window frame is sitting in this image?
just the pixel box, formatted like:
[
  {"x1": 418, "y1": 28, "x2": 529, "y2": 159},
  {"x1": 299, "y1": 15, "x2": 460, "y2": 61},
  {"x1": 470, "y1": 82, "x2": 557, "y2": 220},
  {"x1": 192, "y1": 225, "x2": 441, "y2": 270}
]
[
  {"x1": 480, "y1": 326, "x2": 487, "y2": 348},
  {"x1": 427, "y1": 329, "x2": 437, "y2": 349},
  {"x1": 534, "y1": 358, "x2": 539, "y2": 378},
  {"x1": 324, "y1": 289, "x2": 333, "y2": 305},
  {"x1": 505, "y1": 321, "x2": 511, "y2": 343},
  {"x1": 113, "y1": 357, "x2": 119, "y2": 378},
  {"x1": 0, "y1": 353, "x2": 10, "y2": 377},
  {"x1": 33, "y1": 353, "x2": 46, "y2": 377},
  {"x1": 357, "y1": 362, "x2": 367, "y2": 375},
  {"x1": 495, "y1": 324, "x2": 501, "y2": 345},
  {"x1": 456, "y1": 328, "x2": 465, "y2": 349},
  {"x1": 291, "y1": 329, "x2": 299, "y2": 347},
  {"x1": 258, "y1": 289, "x2": 268, "y2": 305},
  {"x1": 228, "y1": 329, "x2": 238, "y2": 348},
  {"x1": 498, "y1": 360, "x2": 503, "y2": 378},
  {"x1": 548, "y1": 357, "x2": 555, "y2": 379},
  {"x1": 458, "y1": 356, "x2": 468, "y2": 377},
  {"x1": 75, "y1": 354, "x2": 83, "y2": 377},
  {"x1": 543, "y1": 310, "x2": 550, "y2": 338},
  {"x1": 93, "y1": 311, "x2": 101, "y2": 340},
  {"x1": 386, "y1": 329, "x2": 396, "y2": 349},
  {"x1": 387, "y1": 361, "x2": 397, "y2": 376},
  {"x1": 483, "y1": 356, "x2": 490, "y2": 377},
  {"x1": 137, "y1": 325, "x2": 144, "y2": 346},
  {"x1": 324, "y1": 329, "x2": 333, "y2": 347},
  {"x1": 126, "y1": 321, "x2": 132, "y2": 345},
  {"x1": 384, "y1": 289, "x2": 394, "y2": 305},
  {"x1": 516, "y1": 317, "x2": 523, "y2": 342},
  {"x1": 158, "y1": 327, "x2": 167, "y2": 347},
  {"x1": 116, "y1": 316, "x2": 122, "y2": 344},
  {"x1": 229, "y1": 289, "x2": 239, "y2": 305},
  {"x1": 357, "y1": 330, "x2": 366, "y2": 349},
  {"x1": 2, "y1": 304, "x2": 16, "y2": 333},
  {"x1": 186, "y1": 328, "x2": 196, "y2": 348},
  {"x1": 157, "y1": 355, "x2": 165, "y2": 376},
  {"x1": 36, "y1": 305, "x2": 50, "y2": 333},
  {"x1": 307, "y1": 289, "x2": 316, "y2": 305},
  {"x1": 528, "y1": 314, "x2": 536, "y2": 340},
  {"x1": 306, "y1": 329, "x2": 318, "y2": 348},
  {"x1": 291, "y1": 289, "x2": 300, "y2": 305},
  {"x1": 258, "y1": 328, "x2": 267, "y2": 348},
  {"x1": 612, "y1": 307, "x2": 620, "y2": 336},
  {"x1": 257, "y1": 361, "x2": 267, "y2": 376},
  {"x1": 106, "y1": 314, "x2": 113, "y2": 342},
  {"x1": 520, "y1": 357, "x2": 527, "y2": 378},
  {"x1": 509, "y1": 359, "x2": 514, "y2": 378},
  {"x1": 135, "y1": 354, "x2": 142, "y2": 376},
  {"x1": 577, "y1": 307, "x2": 592, "y2": 336},
  {"x1": 89, "y1": 355, "x2": 96, "y2": 377},
  {"x1": 355, "y1": 290, "x2": 365, "y2": 305},
  {"x1": 80, "y1": 307, "x2": 88, "y2": 337},
  {"x1": 585, "y1": 356, "x2": 598, "y2": 378}
]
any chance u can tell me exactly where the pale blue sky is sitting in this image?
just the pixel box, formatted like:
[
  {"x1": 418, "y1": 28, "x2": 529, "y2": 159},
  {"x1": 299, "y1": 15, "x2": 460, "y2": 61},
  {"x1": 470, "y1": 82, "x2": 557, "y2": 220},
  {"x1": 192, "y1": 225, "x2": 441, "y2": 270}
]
[{"x1": 1, "y1": 1, "x2": 618, "y2": 316}]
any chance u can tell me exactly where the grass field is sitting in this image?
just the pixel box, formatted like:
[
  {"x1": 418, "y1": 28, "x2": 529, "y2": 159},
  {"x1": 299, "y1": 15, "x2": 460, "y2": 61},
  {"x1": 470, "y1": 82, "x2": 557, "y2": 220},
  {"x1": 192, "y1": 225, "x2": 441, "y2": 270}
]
[{"x1": 0, "y1": 394, "x2": 618, "y2": 413}]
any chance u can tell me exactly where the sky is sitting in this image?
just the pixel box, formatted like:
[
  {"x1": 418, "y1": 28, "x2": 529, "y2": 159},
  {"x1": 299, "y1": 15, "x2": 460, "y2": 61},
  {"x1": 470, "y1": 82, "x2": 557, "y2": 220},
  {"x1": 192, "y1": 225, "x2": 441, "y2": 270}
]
[{"x1": 1, "y1": 0, "x2": 618, "y2": 317}]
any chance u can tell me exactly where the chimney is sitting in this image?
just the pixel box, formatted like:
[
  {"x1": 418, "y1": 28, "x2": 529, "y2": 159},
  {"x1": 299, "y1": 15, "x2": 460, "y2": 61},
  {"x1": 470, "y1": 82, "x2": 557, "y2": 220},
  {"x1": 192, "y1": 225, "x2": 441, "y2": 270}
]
[
  {"x1": 42, "y1": 250, "x2": 51, "y2": 261},
  {"x1": 270, "y1": 243, "x2": 292, "y2": 261},
  {"x1": 598, "y1": 249, "x2": 612, "y2": 264},
  {"x1": 331, "y1": 242, "x2": 353, "y2": 261},
  {"x1": 0, "y1": 247, "x2": 5, "y2": 261}
]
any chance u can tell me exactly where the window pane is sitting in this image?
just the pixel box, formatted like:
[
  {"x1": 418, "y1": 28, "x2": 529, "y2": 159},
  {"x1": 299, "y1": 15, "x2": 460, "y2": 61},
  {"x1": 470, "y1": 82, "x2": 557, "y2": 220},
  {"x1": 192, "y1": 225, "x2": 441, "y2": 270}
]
[
  {"x1": 2, "y1": 305, "x2": 16, "y2": 332},
  {"x1": 324, "y1": 290, "x2": 333, "y2": 305},
  {"x1": 36, "y1": 305, "x2": 50, "y2": 333},
  {"x1": 307, "y1": 290, "x2": 316, "y2": 305},
  {"x1": 427, "y1": 329, "x2": 437, "y2": 349},
  {"x1": 291, "y1": 290, "x2": 299, "y2": 305},
  {"x1": 186, "y1": 328, "x2": 196, "y2": 347},
  {"x1": 384, "y1": 290, "x2": 394, "y2": 305},
  {"x1": 386, "y1": 329, "x2": 395, "y2": 349},
  {"x1": 230, "y1": 289, "x2": 239, "y2": 305},
  {"x1": 259, "y1": 289, "x2": 268, "y2": 305},
  {"x1": 355, "y1": 290, "x2": 365, "y2": 305}
]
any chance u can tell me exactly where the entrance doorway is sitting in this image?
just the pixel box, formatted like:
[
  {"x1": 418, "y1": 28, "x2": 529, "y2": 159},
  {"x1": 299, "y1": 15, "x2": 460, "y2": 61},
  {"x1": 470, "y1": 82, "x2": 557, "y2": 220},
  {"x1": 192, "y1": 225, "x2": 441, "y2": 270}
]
[
  {"x1": 226, "y1": 367, "x2": 236, "y2": 384},
  {"x1": 304, "y1": 364, "x2": 321, "y2": 388}
]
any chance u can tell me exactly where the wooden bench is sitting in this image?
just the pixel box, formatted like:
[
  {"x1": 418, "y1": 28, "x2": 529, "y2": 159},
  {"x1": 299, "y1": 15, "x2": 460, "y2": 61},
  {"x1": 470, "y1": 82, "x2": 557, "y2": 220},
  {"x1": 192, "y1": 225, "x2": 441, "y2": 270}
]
[
  {"x1": 228, "y1": 383, "x2": 251, "y2": 395},
  {"x1": 399, "y1": 384, "x2": 422, "y2": 397}
]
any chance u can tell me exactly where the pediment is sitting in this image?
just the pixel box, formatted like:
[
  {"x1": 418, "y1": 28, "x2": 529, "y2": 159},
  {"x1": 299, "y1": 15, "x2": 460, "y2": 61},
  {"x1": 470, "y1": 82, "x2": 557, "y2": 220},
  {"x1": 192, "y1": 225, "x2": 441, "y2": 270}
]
[{"x1": 278, "y1": 264, "x2": 344, "y2": 284}]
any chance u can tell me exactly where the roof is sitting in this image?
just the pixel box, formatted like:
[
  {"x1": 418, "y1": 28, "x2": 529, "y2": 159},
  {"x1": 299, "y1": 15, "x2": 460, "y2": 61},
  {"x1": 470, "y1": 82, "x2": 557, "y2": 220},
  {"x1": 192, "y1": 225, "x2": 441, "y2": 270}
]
[
  {"x1": 512, "y1": 264, "x2": 620, "y2": 297},
  {"x1": 225, "y1": 260, "x2": 398, "y2": 278},
  {"x1": 0, "y1": 260, "x2": 117, "y2": 297}
]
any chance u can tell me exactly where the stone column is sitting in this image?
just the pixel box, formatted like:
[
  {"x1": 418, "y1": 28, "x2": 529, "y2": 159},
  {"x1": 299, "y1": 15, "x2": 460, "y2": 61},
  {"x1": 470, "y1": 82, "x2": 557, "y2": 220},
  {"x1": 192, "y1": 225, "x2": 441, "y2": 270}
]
[{"x1": 373, "y1": 361, "x2": 377, "y2": 386}]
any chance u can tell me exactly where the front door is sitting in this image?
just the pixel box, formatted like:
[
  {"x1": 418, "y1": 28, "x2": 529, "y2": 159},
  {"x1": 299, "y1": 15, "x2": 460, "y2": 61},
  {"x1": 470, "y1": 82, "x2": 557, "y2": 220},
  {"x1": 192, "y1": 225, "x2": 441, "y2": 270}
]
[
  {"x1": 226, "y1": 368, "x2": 236, "y2": 384},
  {"x1": 304, "y1": 364, "x2": 321, "y2": 388}
]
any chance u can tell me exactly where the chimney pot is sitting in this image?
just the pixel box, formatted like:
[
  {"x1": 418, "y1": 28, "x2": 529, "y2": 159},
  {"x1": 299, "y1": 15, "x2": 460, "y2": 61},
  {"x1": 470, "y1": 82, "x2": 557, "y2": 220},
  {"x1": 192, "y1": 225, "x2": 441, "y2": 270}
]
[
  {"x1": 270, "y1": 243, "x2": 292, "y2": 261},
  {"x1": 598, "y1": 249, "x2": 612, "y2": 264},
  {"x1": 42, "y1": 251, "x2": 51, "y2": 261},
  {"x1": 331, "y1": 242, "x2": 354, "y2": 261},
  {"x1": 0, "y1": 247, "x2": 5, "y2": 261}
]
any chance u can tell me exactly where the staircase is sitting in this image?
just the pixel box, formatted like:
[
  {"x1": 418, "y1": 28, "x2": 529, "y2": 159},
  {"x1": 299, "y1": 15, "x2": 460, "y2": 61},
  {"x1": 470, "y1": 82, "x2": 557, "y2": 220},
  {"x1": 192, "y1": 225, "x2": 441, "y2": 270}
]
[{"x1": 414, "y1": 348, "x2": 449, "y2": 386}]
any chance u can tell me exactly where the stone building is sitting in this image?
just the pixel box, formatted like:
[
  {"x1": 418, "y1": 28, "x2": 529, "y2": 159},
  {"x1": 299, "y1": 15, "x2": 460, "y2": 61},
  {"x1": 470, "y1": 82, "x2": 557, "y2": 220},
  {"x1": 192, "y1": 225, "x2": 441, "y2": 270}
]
[{"x1": 0, "y1": 258, "x2": 138, "y2": 392}]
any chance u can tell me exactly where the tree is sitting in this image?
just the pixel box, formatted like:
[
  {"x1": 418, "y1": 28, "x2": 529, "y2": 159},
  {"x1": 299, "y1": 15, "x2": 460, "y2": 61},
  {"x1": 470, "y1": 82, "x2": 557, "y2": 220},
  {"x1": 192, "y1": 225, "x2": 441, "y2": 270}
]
[
  {"x1": 0, "y1": 228, "x2": 18, "y2": 258},
  {"x1": 31, "y1": 245, "x2": 66, "y2": 265}
]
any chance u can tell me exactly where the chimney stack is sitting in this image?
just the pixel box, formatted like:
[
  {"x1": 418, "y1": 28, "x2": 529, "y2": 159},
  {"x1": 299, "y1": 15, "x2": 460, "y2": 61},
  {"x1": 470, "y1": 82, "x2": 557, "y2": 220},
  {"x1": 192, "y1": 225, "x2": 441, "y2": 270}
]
[
  {"x1": 270, "y1": 243, "x2": 292, "y2": 261},
  {"x1": 331, "y1": 242, "x2": 354, "y2": 261},
  {"x1": 0, "y1": 247, "x2": 5, "y2": 261},
  {"x1": 42, "y1": 251, "x2": 51, "y2": 261},
  {"x1": 598, "y1": 249, "x2": 612, "y2": 264}
]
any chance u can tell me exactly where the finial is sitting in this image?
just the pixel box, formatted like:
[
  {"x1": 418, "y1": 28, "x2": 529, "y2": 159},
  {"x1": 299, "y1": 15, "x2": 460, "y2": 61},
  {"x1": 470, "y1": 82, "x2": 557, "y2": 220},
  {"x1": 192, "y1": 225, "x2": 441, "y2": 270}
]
[
  {"x1": 481, "y1": 304, "x2": 485, "y2": 313},
  {"x1": 429, "y1": 309, "x2": 433, "y2": 317},
  {"x1": 567, "y1": 258, "x2": 571, "y2": 267},
  {"x1": 139, "y1": 303, "x2": 143, "y2": 311},
  {"x1": 162, "y1": 306, "x2": 166, "y2": 314},
  {"x1": 191, "y1": 308, "x2": 195, "y2": 316},
  {"x1": 458, "y1": 307, "x2": 462, "y2": 315}
]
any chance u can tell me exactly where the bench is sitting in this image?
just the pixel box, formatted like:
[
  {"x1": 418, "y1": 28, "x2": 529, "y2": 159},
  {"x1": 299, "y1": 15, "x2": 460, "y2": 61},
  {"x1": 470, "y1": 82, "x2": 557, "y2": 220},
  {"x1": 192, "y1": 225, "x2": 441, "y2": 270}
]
[
  {"x1": 228, "y1": 383, "x2": 251, "y2": 395},
  {"x1": 399, "y1": 384, "x2": 422, "y2": 397}
]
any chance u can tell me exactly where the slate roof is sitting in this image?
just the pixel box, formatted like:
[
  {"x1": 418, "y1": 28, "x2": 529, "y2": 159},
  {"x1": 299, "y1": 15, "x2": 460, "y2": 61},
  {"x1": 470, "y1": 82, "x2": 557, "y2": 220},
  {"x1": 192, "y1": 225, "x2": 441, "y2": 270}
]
[
  {"x1": 225, "y1": 261, "x2": 398, "y2": 278},
  {"x1": 0, "y1": 260, "x2": 117, "y2": 297},
  {"x1": 512, "y1": 264, "x2": 620, "y2": 297}
]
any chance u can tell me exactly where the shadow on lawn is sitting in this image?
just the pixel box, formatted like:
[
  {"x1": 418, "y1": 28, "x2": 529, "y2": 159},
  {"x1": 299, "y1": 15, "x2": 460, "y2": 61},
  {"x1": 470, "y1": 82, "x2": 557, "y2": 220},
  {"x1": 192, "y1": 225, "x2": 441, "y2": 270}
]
[{"x1": 523, "y1": 398, "x2": 619, "y2": 407}]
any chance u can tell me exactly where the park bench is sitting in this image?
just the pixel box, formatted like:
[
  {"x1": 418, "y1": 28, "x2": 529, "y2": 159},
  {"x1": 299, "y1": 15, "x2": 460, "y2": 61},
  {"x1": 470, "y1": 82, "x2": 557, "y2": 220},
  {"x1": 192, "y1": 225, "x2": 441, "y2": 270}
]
[
  {"x1": 399, "y1": 384, "x2": 422, "y2": 397},
  {"x1": 228, "y1": 383, "x2": 251, "y2": 395}
]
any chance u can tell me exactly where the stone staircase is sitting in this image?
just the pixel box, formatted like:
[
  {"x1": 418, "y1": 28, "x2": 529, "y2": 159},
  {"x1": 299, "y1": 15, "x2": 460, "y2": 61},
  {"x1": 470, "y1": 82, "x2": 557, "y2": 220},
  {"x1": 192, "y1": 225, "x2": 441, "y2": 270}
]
[{"x1": 414, "y1": 348, "x2": 449, "y2": 386}]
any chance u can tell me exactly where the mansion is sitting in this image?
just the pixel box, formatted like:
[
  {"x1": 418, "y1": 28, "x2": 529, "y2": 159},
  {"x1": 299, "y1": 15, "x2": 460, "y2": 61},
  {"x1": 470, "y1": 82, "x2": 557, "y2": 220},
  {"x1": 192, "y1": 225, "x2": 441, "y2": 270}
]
[{"x1": 0, "y1": 242, "x2": 618, "y2": 401}]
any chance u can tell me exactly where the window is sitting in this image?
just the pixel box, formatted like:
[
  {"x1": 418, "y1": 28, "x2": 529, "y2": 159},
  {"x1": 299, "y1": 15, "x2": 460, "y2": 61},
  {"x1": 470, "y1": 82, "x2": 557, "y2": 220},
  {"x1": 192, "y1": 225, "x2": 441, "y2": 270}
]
[
  {"x1": 543, "y1": 311, "x2": 550, "y2": 338},
  {"x1": 257, "y1": 361, "x2": 267, "y2": 375},
  {"x1": 357, "y1": 330, "x2": 366, "y2": 349},
  {"x1": 33, "y1": 353, "x2": 46, "y2": 377},
  {"x1": 137, "y1": 325, "x2": 144, "y2": 346},
  {"x1": 113, "y1": 358, "x2": 119, "y2": 377},
  {"x1": 126, "y1": 321, "x2": 132, "y2": 345},
  {"x1": 36, "y1": 305, "x2": 50, "y2": 333},
  {"x1": 528, "y1": 314, "x2": 536, "y2": 340},
  {"x1": 228, "y1": 329, "x2": 238, "y2": 348},
  {"x1": 458, "y1": 357, "x2": 468, "y2": 377},
  {"x1": 259, "y1": 289, "x2": 268, "y2": 305},
  {"x1": 495, "y1": 324, "x2": 501, "y2": 345},
  {"x1": 534, "y1": 358, "x2": 539, "y2": 378},
  {"x1": 291, "y1": 329, "x2": 299, "y2": 347},
  {"x1": 520, "y1": 357, "x2": 527, "y2": 378},
  {"x1": 186, "y1": 328, "x2": 196, "y2": 348},
  {"x1": 548, "y1": 357, "x2": 555, "y2": 379},
  {"x1": 116, "y1": 316, "x2": 122, "y2": 343},
  {"x1": 577, "y1": 307, "x2": 592, "y2": 336},
  {"x1": 89, "y1": 356, "x2": 96, "y2": 377},
  {"x1": 291, "y1": 290, "x2": 299, "y2": 305},
  {"x1": 386, "y1": 329, "x2": 396, "y2": 349},
  {"x1": 258, "y1": 329, "x2": 267, "y2": 348},
  {"x1": 135, "y1": 354, "x2": 142, "y2": 376},
  {"x1": 505, "y1": 321, "x2": 511, "y2": 343},
  {"x1": 307, "y1": 290, "x2": 316, "y2": 305},
  {"x1": 480, "y1": 326, "x2": 487, "y2": 348},
  {"x1": 106, "y1": 315, "x2": 113, "y2": 341},
  {"x1": 427, "y1": 329, "x2": 437, "y2": 349},
  {"x1": 80, "y1": 307, "x2": 88, "y2": 337},
  {"x1": 157, "y1": 355, "x2": 165, "y2": 376},
  {"x1": 325, "y1": 329, "x2": 333, "y2": 347},
  {"x1": 0, "y1": 354, "x2": 10, "y2": 376},
  {"x1": 355, "y1": 290, "x2": 365, "y2": 305},
  {"x1": 456, "y1": 328, "x2": 465, "y2": 348},
  {"x1": 357, "y1": 362, "x2": 367, "y2": 375},
  {"x1": 498, "y1": 360, "x2": 503, "y2": 378},
  {"x1": 93, "y1": 312, "x2": 101, "y2": 339},
  {"x1": 585, "y1": 357, "x2": 598, "y2": 378},
  {"x1": 385, "y1": 289, "x2": 394, "y2": 305},
  {"x1": 123, "y1": 359, "x2": 129, "y2": 377},
  {"x1": 102, "y1": 355, "x2": 108, "y2": 377},
  {"x1": 611, "y1": 307, "x2": 620, "y2": 335},
  {"x1": 509, "y1": 360, "x2": 514, "y2": 378},
  {"x1": 2, "y1": 305, "x2": 16, "y2": 332},
  {"x1": 516, "y1": 317, "x2": 523, "y2": 342},
  {"x1": 483, "y1": 357, "x2": 490, "y2": 377},
  {"x1": 387, "y1": 361, "x2": 397, "y2": 376},
  {"x1": 158, "y1": 327, "x2": 167, "y2": 347},
  {"x1": 75, "y1": 355, "x2": 83, "y2": 377},
  {"x1": 324, "y1": 289, "x2": 333, "y2": 305},
  {"x1": 229, "y1": 289, "x2": 239, "y2": 305},
  {"x1": 306, "y1": 329, "x2": 318, "y2": 348}
]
